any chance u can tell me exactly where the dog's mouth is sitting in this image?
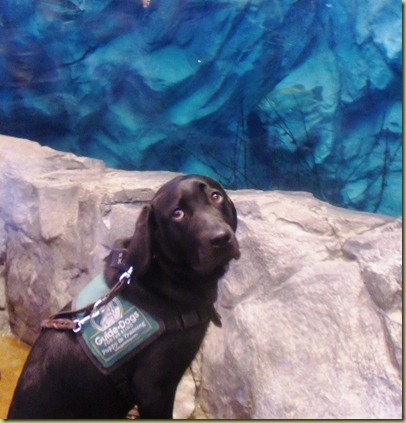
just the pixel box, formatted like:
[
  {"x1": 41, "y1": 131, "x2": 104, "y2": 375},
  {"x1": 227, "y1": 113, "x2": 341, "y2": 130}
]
[{"x1": 192, "y1": 236, "x2": 240, "y2": 275}]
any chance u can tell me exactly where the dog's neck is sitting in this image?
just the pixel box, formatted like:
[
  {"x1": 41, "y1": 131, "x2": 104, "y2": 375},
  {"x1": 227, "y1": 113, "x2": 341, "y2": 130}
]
[
  {"x1": 139, "y1": 254, "x2": 222, "y2": 308},
  {"x1": 104, "y1": 247, "x2": 225, "y2": 310}
]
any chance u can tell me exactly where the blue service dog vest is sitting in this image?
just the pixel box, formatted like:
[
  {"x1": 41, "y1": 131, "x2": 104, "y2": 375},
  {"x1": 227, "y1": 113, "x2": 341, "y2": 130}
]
[{"x1": 74, "y1": 274, "x2": 164, "y2": 375}]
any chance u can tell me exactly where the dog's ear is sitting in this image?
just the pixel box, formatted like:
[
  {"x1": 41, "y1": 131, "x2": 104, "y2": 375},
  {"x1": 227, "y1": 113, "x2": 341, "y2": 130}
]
[
  {"x1": 125, "y1": 204, "x2": 155, "y2": 277},
  {"x1": 225, "y1": 195, "x2": 238, "y2": 232},
  {"x1": 230, "y1": 201, "x2": 238, "y2": 232}
]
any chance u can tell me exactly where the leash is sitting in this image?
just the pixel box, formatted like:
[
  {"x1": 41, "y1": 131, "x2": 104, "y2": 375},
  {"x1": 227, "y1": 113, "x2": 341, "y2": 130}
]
[
  {"x1": 41, "y1": 251, "x2": 222, "y2": 332},
  {"x1": 41, "y1": 267, "x2": 134, "y2": 332}
]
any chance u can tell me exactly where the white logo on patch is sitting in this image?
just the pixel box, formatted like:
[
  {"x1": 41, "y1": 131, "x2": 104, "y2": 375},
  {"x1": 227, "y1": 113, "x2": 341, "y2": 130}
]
[{"x1": 90, "y1": 298, "x2": 123, "y2": 331}]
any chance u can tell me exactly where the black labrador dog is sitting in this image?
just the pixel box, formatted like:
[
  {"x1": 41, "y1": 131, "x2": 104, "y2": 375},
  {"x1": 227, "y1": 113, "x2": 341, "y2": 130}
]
[{"x1": 8, "y1": 174, "x2": 240, "y2": 419}]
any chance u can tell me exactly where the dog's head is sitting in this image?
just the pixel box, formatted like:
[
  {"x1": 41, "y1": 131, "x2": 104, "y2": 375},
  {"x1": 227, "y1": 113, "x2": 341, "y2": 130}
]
[{"x1": 115, "y1": 175, "x2": 240, "y2": 282}]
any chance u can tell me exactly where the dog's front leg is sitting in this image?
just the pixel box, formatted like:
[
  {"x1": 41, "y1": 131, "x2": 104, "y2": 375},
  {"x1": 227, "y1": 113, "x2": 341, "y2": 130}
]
[{"x1": 136, "y1": 385, "x2": 177, "y2": 419}]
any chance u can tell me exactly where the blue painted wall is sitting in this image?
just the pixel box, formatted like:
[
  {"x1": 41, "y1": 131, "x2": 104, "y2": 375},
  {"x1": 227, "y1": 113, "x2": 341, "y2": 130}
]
[{"x1": 0, "y1": 0, "x2": 401, "y2": 215}]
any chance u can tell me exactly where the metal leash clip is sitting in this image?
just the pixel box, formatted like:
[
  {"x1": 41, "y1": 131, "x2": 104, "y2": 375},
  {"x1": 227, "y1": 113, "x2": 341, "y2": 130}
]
[
  {"x1": 119, "y1": 266, "x2": 133, "y2": 285},
  {"x1": 72, "y1": 267, "x2": 133, "y2": 333},
  {"x1": 72, "y1": 304, "x2": 103, "y2": 333}
]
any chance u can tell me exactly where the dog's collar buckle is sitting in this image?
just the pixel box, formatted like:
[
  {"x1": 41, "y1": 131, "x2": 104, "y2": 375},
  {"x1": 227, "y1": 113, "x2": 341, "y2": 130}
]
[{"x1": 110, "y1": 248, "x2": 129, "y2": 271}]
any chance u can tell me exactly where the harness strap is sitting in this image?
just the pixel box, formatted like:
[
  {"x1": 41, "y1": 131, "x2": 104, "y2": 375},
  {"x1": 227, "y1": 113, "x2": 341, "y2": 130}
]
[{"x1": 165, "y1": 306, "x2": 222, "y2": 330}]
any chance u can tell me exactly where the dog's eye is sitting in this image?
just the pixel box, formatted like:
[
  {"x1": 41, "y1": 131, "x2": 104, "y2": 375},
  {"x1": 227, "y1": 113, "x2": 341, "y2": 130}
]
[
  {"x1": 172, "y1": 208, "x2": 185, "y2": 220},
  {"x1": 211, "y1": 191, "x2": 223, "y2": 203}
]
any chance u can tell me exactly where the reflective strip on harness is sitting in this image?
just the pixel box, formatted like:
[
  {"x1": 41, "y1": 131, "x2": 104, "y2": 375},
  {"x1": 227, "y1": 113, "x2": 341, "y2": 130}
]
[{"x1": 74, "y1": 274, "x2": 164, "y2": 375}]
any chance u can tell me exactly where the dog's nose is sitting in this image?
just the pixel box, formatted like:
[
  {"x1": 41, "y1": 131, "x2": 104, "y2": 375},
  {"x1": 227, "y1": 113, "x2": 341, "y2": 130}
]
[{"x1": 210, "y1": 230, "x2": 232, "y2": 248}]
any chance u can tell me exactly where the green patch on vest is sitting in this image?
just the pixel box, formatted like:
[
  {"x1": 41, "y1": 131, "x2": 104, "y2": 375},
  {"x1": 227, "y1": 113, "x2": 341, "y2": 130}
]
[{"x1": 74, "y1": 274, "x2": 164, "y2": 374}]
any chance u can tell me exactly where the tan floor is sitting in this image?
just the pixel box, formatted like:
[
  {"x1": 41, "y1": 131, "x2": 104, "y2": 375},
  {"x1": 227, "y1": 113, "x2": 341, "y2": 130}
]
[{"x1": 0, "y1": 333, "x2": 30, "y2": 419}]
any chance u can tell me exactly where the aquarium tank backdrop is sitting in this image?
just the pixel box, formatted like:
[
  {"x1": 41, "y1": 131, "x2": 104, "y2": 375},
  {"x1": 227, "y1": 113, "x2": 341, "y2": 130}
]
[{"x1": 0, "y1": 0, "x2": 401, "y2": 216}]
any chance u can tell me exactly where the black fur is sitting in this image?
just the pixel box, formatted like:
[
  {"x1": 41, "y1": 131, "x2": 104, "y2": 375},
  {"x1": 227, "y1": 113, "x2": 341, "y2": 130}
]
[{"x1": 8, "y1": 175, "x2": 240, "y2": 419}]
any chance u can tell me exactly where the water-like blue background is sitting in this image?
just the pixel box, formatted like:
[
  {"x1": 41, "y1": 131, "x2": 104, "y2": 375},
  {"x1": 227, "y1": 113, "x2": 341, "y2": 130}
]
[{"x1": 0, "y1": 0, "x2": 402, "y2": 215}]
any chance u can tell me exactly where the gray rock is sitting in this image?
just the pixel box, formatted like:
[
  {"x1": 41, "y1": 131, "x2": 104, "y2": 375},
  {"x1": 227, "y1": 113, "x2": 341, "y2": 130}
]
[
  {"x1": 200, "y1": 192, "x2": 402, "y2": 419},
  {"x1": 0, "y1": 135, "x2": 176, "y2": 343},
  {"x1": 0, "y1": 218, "x2": 9, "y2": 331},
  {"x1": 0, "y1": 136, "x2": 401, "y2": 418},
  {"x1": 0, "y1": 266, "x2": 8, "y2": 332}
]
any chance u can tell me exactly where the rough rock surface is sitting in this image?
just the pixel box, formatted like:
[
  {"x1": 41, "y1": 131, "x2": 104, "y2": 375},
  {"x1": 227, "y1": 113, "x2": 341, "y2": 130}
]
[
  {"x1": 200, "y1": 191, "x2": 402, "y2": 419},
  {"x1": 0, "y1": 136, "x2": 402, "y2": 419},
  {"x1": 0, "y1": 135, "x2": 175, "y2": 343}
]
